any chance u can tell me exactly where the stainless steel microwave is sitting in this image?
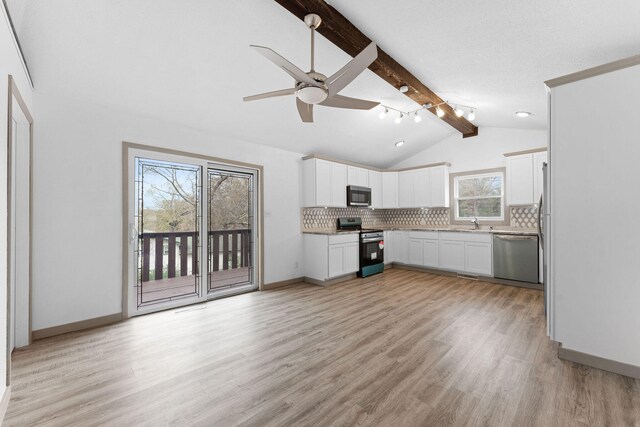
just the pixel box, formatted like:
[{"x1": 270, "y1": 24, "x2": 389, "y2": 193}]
[{"x1": 347, "y1": 185, "x2": 371, "y2": 207}]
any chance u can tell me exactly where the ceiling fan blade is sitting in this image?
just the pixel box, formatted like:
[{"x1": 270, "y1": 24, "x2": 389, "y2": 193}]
[
  {"x1": 325, "y1": 42, "x2": 378, "y2": 97},
  {"x1": 320, "y1": 94, "x2": 380, "y2": 110},
  {"x1": 296, "y1": 98, "x2": 314, "y2": 123},
  {"x1": 243, "y1": 88, "x2": 296, "y2": 102},
  {"x1": 250, "y1": 45, "x2": 319, "y2": 86}
]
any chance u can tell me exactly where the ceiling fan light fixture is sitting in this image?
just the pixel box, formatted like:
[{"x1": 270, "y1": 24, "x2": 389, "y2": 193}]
[
  {"x1": 468, "y1": 109, "x2": 476, "y2": 121},
  {"x1": 454, "y1": 105, "x2": 464, "y2": 117},
  {"x1": 395, "y1": 113, "x2": 404, "y2": 124},
  {"x1": 296, "y1": 86, "x2": 328, "y2": 104},
  {"x1": 436, "y1": 106, "x2": 445, "y2": 118},
  {"x1": 379, "y1": 107, "x2": 389, "y2": 119}
]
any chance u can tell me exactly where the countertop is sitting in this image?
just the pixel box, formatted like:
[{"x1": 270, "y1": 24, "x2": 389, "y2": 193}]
[{"x1": 302, "y1": 226, "x2": 538, "y2": 236}]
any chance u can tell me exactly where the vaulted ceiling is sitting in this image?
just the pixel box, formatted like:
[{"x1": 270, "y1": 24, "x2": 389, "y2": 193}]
[{"x1": 8, "y1": 0, "x2": 640, "y2": 167}]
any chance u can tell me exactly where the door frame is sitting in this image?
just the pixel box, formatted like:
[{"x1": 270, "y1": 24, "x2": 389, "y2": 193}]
[
  {"x1": 121, "y1": 142, "x2": 264, "y2": 319},
  {"x1": 6, "y1": 75, "x2": 33, "y2": 386}
]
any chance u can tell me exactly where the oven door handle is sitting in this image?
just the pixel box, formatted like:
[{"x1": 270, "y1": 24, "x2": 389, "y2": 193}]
[{"x1": 361, "y1": 238, "x2": 384, "y2": 243}]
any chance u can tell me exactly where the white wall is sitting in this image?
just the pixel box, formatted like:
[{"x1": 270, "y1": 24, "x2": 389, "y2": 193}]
[
  {"x1": 550, "y1": 63, "x2": 640, "y2": 367},
  {"x1": 392, "y1": 127, "x2": 547, "y2": 173},
  {"x1": 0, "y1": 1, "x2": 33, "y2": 410},
  {"x1": 31, "y1": 92, "x2": 304, "y2": 331}
]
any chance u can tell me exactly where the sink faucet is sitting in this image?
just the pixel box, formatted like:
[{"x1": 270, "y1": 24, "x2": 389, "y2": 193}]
[{"x1": 471, "y1": 217, "x2": 479, "y2": 230}]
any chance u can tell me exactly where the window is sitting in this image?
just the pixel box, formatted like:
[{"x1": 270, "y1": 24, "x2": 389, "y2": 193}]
[{"x1": 453, "y1": 171, "x2": 504, "y2": 221}]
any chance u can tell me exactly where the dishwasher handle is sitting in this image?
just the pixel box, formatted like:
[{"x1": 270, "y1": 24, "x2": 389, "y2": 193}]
[{"x1": 494, "y1": 235, "x2": 537, "y2": 241}]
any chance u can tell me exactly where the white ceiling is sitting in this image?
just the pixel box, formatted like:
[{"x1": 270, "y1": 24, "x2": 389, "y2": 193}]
[{"x1": 9, "y1": 0, "x2": 640, "y2": 167}]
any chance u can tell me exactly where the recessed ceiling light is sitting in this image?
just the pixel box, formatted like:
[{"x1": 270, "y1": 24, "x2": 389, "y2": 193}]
[
  {"x1": 395, "y1": 141, "x2": 405, "y2": 147},
  {"x1": 515, "y1": 111, "x2": 532, "y2": 118}
]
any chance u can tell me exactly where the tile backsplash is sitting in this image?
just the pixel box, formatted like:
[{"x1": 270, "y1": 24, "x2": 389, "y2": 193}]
[
  {"x1": 301, "y1": 207, "x2": 449, "y2": 230},
  {"x1": 302, "y1": 205, "x2": 538, "y2": 230},
  {"x1": 510, "y1": 205, "x2": 538, "y2": 228}
]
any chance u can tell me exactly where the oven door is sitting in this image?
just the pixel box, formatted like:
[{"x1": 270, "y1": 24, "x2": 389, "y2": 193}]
[{"x1": 361, "y1": 238, "x2": 384, "y2": 266}]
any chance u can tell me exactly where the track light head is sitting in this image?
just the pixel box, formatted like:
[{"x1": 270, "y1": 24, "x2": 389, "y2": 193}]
[
  {"x1": 414, "y1": 111, "x2": 422, "y2": 123},
  {"x1": 379, "y1": 107, "x2": 389, "y2": 119},
  {"x1": 436, "y1": 106, "x2": 445, "y2": 118},
  {"x1": 454, "y1": 105, "x2": 464, "y2": 117},
  {"x1": 395, "y1": 113, "x2": 404, "y2": 124},
  {"x1": 468, "y1": 109, "x2": 476, "y2": 121}
]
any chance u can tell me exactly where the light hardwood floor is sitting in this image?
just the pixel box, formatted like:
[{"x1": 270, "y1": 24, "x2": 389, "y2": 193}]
[{"x1": 5, "y1": 269, "x2": 640, "y2": 426}]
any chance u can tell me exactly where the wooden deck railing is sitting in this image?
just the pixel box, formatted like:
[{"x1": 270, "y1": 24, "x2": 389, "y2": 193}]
[{"x1": 140, "y1": 229, "x2": 251, "y2": 282}]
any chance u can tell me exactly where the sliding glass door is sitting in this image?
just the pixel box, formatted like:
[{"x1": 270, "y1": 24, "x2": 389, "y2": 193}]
[
  {"x1": 127, "y1": 148, "x2": 259, "y2": 316},
  {"x1": 207, "y1": 166, "x2": 256, "y2": 294}
]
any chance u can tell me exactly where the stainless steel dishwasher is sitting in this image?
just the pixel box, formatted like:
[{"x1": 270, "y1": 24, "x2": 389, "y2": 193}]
[{"x1": 493, "y1": 235, "x2": 539, "y2": 283}]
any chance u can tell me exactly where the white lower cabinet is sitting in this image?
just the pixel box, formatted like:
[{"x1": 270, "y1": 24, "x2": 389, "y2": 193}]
[
  {"x1": 383, "y1": 231, "x2": 394, "y2": 264},
  {"x1": 438, "y1": 232, "x2": 492, "y2": 275},
  {"x1": 438, "y1": 239, "x2": 465, "y2": 271},
  {"x1": 464, "y1": 242, "x2": 492, "y2": 276},
  {"x1": 393, "y1": 231, "x2": 408, "y2": 263},
  {"x1": 407, "y1": 231, "x2": 439, "y2": 268},
  {"x1": 304, "y1": 233, "x2": 360, "y2": 281}
]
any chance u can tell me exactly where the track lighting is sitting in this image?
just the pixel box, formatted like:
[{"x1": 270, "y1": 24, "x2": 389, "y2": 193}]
[{"x1": 376, "y1": 101, "x2": 477, "y2": 125}]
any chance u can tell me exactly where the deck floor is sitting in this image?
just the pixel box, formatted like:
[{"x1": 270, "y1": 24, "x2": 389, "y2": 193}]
[
  {"x1": 141, "y1": 267, "x2": 250, "y2": 302},
  {"x1": 6, "y1": 269, "x2": 640, "y2": 426}
]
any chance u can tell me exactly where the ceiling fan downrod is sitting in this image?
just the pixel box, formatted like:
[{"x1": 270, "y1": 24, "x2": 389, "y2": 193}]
[{"x1": 304, "y1": 14, "x2": 322, "y2": 72}]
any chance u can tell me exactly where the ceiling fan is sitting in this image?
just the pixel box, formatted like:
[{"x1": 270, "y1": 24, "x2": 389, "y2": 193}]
[{"x1": 243, "y1": 14, "x2": 380, "y2": 123}]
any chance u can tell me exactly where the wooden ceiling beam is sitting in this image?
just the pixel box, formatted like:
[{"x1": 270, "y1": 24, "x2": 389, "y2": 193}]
[{"x1": 272, "y1": 0, "x2": 478, "y2": 138}]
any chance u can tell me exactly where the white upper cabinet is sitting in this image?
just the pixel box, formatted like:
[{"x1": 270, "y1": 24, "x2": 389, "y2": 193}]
[
  {"x1": 398, "y1": 171, "x2": 414, "y2": 208},
  {"x1": 397, "y1": 165, "x2": 449, "y2": 208},
  {"x1": 533, "y1": 151, "x2": 548, "y2": 203},
  {"x1": 369, "y1": 170, "x2": 382, "y2": 208},
  {"x1": 303, "y1": 159, "x2": 347, "y2": 207},
  {"x1": 506, "y1": 150, "x2": 547, "y2": 206},
  {"x1": 347, "y1": 165, "x2": 369, "y2": 187},
  {"x1": 382, "y1": 172, "x2": 398, "y2": 208},
  {"x1": 428, "y1": 165, "x2": 450, "y2": 207},
  {"x1": 413, "y1": 169, "x2": 429, "y2": 207},
  {"x1": 506, "y1": 153, "x2": 535, "y2": 205}
]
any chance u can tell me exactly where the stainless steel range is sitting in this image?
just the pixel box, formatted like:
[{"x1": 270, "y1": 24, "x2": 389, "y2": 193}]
[{"x1": 337, "y1": 217, "x2": 384, "y2": 278}]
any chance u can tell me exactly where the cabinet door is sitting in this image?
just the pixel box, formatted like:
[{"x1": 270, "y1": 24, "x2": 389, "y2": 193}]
[
  {"x1": 382, "y1": 172, "x2": 398, "y2": 208},
  {"x1": 344, "y1": 243, "x2": 360, "y2": 273},
  {"x1": 428, "y1": 166, "x2": 450, "y2": 208},
  {"x1": 347, "y1": 166, "x2": 358, "y2": 186},
  {"x1": 408, "y1": 239, "x2": 424, "y2": 266},
  {"x1": 423, "y1": 239, "x2": 439, "y2": 268},
  {"x1": 328, "y1": 245, "x2": 345, "y2": 278},
  {"x1": 331, "y1": 163, "x2": 347, "y2": 207},
  {"x1": 413, "y1": 169, "x2": 429, "y2": 207},
  {"x1": 439, "y1": 240, "x2": 465, "y2": 271},
  {"x1": 398, "y1": 171, "x2": 413, "y2": 207},
  {"x1": 506, "y1": 154, "x2": 534, "y2": 205},
  {"x1": 383, "y1": 231, "x2": 394, "y2": 264},
  {"x1": 369, "y1": 170, "x2": 382, "y2": 208},
  {"x1": 358, "y1": 168, "x2": 369, "y2": 187},
  {"x1": 465, "y1": 242, "x2": 492, "y2": 276},
  {"x1": 533, "y1": 151, "x2": 547, "y2": 203},
  {"x1": 315, "y1": 160, "x2": 333, "y2": 207},
  {"x1": 394, "y1": 231, "x2": 408, "y2": 263}
]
